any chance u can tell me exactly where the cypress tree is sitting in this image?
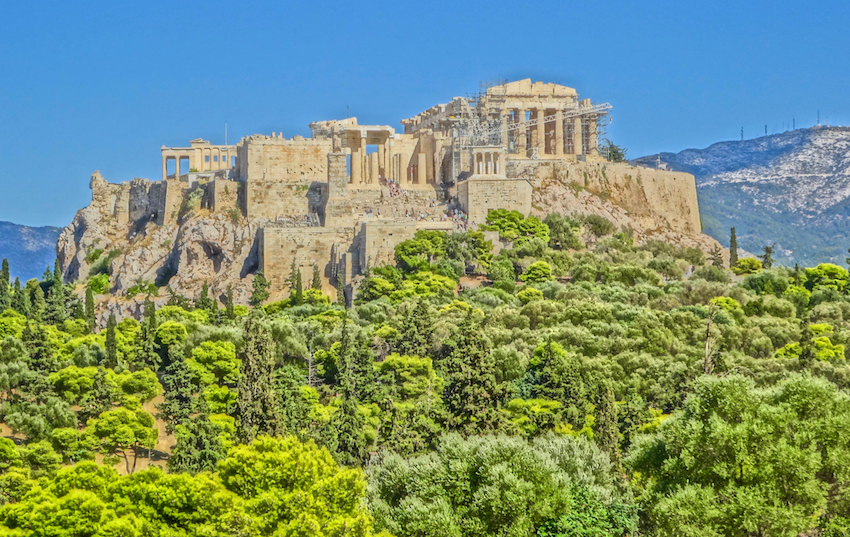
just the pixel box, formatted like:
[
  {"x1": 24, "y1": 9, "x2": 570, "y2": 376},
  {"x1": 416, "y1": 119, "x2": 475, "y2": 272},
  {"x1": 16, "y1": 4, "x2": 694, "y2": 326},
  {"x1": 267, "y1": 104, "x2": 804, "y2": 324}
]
[
  {"x1": 336, "y1": 274, "x2": 346, "y2": 307},
  {"x1": 195, "y1": 282, "x2": 214, "y2": 312},
  {"x1": 443, "y1": 311, "x2": 502, "y2": 434},
  {"x1": 594, "y1": 381, "x2": 623, "y2": 474},
  {"x1": 85, "y1": 287, "x2": 96, "y2": 334},
  {"x1": 46, "y1": 259, "x2": 66, "y2": 324},
  {"x1": 794, "y1": 263, "x2": 802, "y2": 286},
  {"x1": 167, "y1": 413, "x2": 228, "y2": 474},
  {"x1": 0, "y1": 259, "x2": 9, "y2": 312},
  {"x1": 225, "y1": 285, "x2": 235, "y2": 320},
  {"x1": 311, "y1": 264, "x2": 322, "y2": 290},
  {"x1": 105, "y1": 314, "x2": 119, "y2": 369},
  {"x1": 11, "y1": 277, "x2": 23, "y2": 314},
  {"x1": 709, "y1": 246, "x2": 724, "y2": 268},
  {"x1": 132, "y1": 297, "x2": 160, "y2": 372},
  {"x1": 237, "y1": 314, "x2": 281, "y2": 443},
  {"x1": 293, "y1": 270, "x2": 304, "y2": 306},
  {"x1": 729, "y1": 227, "x2": 738, "y2": 268}
]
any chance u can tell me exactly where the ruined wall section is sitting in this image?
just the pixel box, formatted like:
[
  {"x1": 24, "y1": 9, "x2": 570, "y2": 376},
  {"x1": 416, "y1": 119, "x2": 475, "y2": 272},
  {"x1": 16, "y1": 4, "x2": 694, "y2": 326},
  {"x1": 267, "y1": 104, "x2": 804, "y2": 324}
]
[
  {"x1": 259, "y1": 226, "x2": 356, "y2": 295},
  {"x1": 239, "y1": 136, "x2": 333, "y2": 219},
  {"x1": 509, "y1": 160, "x2": 701, "y2": 235}
]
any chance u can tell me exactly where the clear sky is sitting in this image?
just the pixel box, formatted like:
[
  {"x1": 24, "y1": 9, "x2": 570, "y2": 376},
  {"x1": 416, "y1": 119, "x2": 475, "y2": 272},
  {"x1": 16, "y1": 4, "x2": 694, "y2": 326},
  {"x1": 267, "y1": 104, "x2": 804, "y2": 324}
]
[{"x1": 1, "y1": 0, "x2": 848, "y2": 227}]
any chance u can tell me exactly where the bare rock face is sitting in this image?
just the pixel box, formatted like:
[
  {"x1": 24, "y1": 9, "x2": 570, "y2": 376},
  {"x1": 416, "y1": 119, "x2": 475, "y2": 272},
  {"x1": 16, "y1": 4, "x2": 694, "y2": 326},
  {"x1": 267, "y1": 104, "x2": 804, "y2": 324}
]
[{"x1": 59, "y1": 203, "x2": 259, "y2": 322}]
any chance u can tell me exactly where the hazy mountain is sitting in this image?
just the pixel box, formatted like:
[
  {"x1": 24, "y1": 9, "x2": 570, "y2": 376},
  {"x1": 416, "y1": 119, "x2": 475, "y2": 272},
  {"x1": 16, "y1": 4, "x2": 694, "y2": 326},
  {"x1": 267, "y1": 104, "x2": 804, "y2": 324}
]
[
  {"x1": 0, "y1": 221, "x2": 62, "y2": 281},
  {"x1": 633, "y1": 126, "x2": 850, "y2": 267}
]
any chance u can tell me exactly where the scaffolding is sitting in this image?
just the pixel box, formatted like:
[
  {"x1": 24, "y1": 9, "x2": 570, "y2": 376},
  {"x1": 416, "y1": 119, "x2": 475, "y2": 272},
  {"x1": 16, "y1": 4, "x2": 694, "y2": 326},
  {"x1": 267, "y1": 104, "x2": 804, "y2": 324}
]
[{"x1": 448, "y1": 95, "x2": 612, "y2": 182}]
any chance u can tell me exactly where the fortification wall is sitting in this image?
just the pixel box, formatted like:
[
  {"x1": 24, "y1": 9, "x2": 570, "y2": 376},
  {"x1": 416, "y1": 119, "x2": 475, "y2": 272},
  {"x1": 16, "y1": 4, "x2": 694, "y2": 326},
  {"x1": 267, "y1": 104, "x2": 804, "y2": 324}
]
[
  {"x1": 458, "y1": 177, "x2": 533, "y2": 224},
  {"x1": 259, "y1": 226, "x2": 357, "y2": 294},
  {"x1": 509, "y1": 160, "x2": 701, "y2": 235}
]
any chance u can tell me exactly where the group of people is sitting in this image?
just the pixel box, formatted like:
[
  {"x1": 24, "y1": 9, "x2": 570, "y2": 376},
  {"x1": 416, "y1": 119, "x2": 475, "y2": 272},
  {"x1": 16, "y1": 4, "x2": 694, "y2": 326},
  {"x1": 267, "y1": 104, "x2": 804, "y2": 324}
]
[{"x1": 382, "y1": 176, "x2": 408, "y2": 198}]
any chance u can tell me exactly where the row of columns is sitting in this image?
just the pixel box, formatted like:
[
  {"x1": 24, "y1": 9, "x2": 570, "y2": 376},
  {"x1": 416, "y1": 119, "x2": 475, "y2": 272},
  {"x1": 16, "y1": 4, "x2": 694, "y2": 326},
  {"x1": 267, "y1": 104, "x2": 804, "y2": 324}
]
[
  {"x1": 509, "y1": 107, "x2": 596, "y2": 157},
  {"x1": 349, "y1": 132, "x2": 391, "y2": 185},
  {"x1": 474, "y1": 151, "x2": 505, "y2": 175},
  {"x1": 161, "y1": 147, "x2": 235, "y2": 181}
]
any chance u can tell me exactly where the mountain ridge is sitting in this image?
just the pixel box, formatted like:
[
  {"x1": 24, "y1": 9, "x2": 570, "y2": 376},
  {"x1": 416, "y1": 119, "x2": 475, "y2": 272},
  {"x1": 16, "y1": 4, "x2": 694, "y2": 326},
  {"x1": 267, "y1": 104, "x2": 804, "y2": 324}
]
[
  {"x1": 634, "y1": 126, "x2": 850, "y2": 266},
  {"x1": 0, "y1": 221, "x2": 62, "y2": 281}
]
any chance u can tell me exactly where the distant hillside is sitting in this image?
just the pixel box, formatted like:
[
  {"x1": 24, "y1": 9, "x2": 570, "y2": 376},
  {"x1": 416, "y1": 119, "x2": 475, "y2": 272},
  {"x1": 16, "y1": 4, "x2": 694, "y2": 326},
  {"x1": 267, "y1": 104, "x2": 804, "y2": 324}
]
[
  {"x1": 0, "y1": 221, "x2": 62, "y2": 281},
  {"x1": 633, "y1": 126, "x2": 850, "y2": 267}
]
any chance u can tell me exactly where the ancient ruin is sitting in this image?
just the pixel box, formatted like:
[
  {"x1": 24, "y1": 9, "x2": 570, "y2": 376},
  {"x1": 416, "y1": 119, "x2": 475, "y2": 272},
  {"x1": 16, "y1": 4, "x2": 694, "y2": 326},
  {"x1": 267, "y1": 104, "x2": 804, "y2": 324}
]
[{"x1": 60, "y1": 79, "x2": 710, "y2": 310}]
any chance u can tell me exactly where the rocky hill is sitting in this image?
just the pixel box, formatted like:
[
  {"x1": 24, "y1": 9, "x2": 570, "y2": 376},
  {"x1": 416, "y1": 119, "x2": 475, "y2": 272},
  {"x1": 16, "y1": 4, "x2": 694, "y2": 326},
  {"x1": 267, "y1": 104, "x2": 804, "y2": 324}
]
[
  {"x1": 634, "y1": 126, "x2": 850, "y2": 266},
  {"x1": 0, "y1": 221, "x2": 62, "y2": 281}
]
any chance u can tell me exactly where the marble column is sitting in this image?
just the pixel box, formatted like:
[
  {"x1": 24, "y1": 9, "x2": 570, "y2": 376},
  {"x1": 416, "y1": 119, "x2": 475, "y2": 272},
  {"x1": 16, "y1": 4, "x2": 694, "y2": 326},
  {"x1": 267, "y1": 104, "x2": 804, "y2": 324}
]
[
  {"x1": 359, "y1": 134, "x2": 367, "y2": 183},
  {"x1": 537, "y1": 108, "x2": 546, "y2": 154},
  {"x1": 555, "y1": 110, "x2": 564, "y2": 156},
  {"x1": 573, "y1": 118, "x2": 583, "y2": 156},
  {"x1": 516, "y1": 109, "x2": 527, "y2": 155},
  {"x1": 162, "y1": 156, "x2": 168, "y2": 182},
  {"x1": 350, "y1": 134, "x2": 361, "y2": 183},
  {"x1": 417, "y1": 153, "x2": 426, "y2": 184}
]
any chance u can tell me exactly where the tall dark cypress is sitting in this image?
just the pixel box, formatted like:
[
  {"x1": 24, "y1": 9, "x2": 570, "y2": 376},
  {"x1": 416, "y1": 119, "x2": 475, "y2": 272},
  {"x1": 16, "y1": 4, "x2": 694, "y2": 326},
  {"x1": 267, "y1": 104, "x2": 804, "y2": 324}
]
[
  {"x1": 11, "y1": 278, "x2": 24, "y2": 314},
  {"x1": 105, "y1": 314, "x2": 119, "y2": 369},
  {"x1": 311, "y1": 264, "x2": 322, "y2": 290},
  {"x1": 729, "y1": 227, "x2": 738, "y2": 268},
  {"x1": 156, "y1": 349, "x2": 196, "y2": 434},
  {"x1": 594, "y1": 381, "x2": 623, "y2": 475},
  {"x1": 0, "y1": 259, "x2": 10, "y2": 312},
  {"x1": 85, "y1": 287, "x2": 96, "y2": 334},
  {"x1": 237, "y1": 314, "x2": 281, "y2": 443}
]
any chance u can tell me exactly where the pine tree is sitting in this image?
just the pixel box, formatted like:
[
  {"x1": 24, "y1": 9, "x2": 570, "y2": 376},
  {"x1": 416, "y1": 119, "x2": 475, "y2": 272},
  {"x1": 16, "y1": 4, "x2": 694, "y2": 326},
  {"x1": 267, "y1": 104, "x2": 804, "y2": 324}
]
[
  {"x1": 250, "y1": 270, "x2": 271, "y2": 306},
  {"x1": 337, "y1": 316, "x2": 375, "y2": 401},
  {"x1": 21, "y1": 321, "x2": 59, "y2": 374},
  {"x1": 12, "y1": 278, "x2": 23, "y2": 316},
  {"x1": 594, "y1": 381, "x2": 623, "y2": 474},
  {"x1": 237, "y1": 314, "x2": 281, "y2": 443},
  {"x1": 729, "y1": 227, "x2": 738, "y2": 268},
  {"x1": 442, "y1": 311, "x2": 502, "y2": 434},
  {"x1": 46, "y1": 259, "x2": 66, "y2": 325},
  {"x1": 759, "y1": 243, "x2": 776, "y2": 269},
  {"x1": 156, "y1": 351, "x2": 196, "y2": 434},
  {"x1": 105, "y1": 314, "x2": 119, "y2": 369},
  {"x1": 85, "y1": 287, "x2": 96, "y2": 334},
  {"x1": 0, "y1": 259, "x2": 10, "y2": 312},
  {"x1": 794, "y1": 263, "x2": 802, "y2": 286},
  {"x1": 332, "y1": 393, "x2": 367, "y2": 466},
  {"x1": 195, "y1": 282, "x2": 214, "y2": 312},
  {"x1": 311, "y1": 264, "x2": 322, "y2": 290},
  {"x1": 225, "y1": 285, "x2": 235, "y2": 320}
]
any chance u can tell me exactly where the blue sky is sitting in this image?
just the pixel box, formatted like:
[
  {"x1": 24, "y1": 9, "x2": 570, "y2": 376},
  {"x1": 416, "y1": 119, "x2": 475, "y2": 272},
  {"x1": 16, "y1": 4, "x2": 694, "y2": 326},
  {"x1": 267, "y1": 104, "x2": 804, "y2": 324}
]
[{"x1": 1, "y1": 0, "x2": 848, "y2": 227}]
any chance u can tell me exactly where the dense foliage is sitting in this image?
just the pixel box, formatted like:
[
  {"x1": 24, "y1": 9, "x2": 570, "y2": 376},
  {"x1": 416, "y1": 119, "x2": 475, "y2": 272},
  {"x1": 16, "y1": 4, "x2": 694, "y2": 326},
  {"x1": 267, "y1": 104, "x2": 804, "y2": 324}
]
[{"x1": 2, "y1": 211, "x2": 850, "y2": 535}]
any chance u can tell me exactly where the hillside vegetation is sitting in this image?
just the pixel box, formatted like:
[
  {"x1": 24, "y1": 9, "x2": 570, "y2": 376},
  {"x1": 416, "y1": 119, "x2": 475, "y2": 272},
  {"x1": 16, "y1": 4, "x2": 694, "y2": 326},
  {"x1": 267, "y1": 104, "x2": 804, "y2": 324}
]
[{"x1": 1, "y1": 212, "x2": 850, "y2": 535}]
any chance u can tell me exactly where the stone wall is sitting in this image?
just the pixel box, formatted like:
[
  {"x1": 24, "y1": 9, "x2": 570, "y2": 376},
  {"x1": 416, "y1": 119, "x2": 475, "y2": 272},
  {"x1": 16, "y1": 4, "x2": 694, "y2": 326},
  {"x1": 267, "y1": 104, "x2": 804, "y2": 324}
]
[
  {"x1": 457, "y1": 177, "x2": 533, "y2": 224},
  {"x1": 355, "y1": 220, "x2": 453, "y2": 271}
]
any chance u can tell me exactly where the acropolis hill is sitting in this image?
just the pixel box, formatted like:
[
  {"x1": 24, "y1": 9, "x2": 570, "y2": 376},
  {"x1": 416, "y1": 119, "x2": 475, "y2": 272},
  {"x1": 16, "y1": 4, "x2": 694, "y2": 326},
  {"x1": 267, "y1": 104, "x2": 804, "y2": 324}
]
[{"x1": 57, "y1": 79, "x2": 719, "y2": 317}]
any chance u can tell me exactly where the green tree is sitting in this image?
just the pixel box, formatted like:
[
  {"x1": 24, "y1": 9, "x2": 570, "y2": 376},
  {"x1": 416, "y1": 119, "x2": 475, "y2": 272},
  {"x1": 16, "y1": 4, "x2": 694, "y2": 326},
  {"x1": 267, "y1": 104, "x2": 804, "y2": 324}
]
[
  {"x1": 131, "y1": 297, "x2": 159, "y2": 372},
  {"x1": 368, "y1": 433, "x2": 632, "y2": 537},
  {"x1": 237, "y1": 314, "x2": 281, "y2": 443},
  {"x1": 729, "y1": 227, "x2": 738, "y2": 268},
  {"x1": 392, "y1": 296, "x2": 433, "y2": 357},
  {"x1": 31, "y1": 284, "x2": 45, "y2": 323},
  {"x1": 709, "y1": 246, "x2": 724, "y2": 268},
  {"x1": 79, "y1": 367, "x2": 117, "y2": 422},
  {"x1": 594, "y1": 381, "x2": 622, "y2": 474},
  {"x1": 11, "y1": 277, "x2": 28, "y2": 316},
  {"x1": 250, "y1": 270, "x2": 271, "y2": 306},
  {"x1": 86, "y1": 399, "x2": 157, "y2": 474},
  {"x1": 603, "y1": 140, "x2": 628, "y2": 162}
]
